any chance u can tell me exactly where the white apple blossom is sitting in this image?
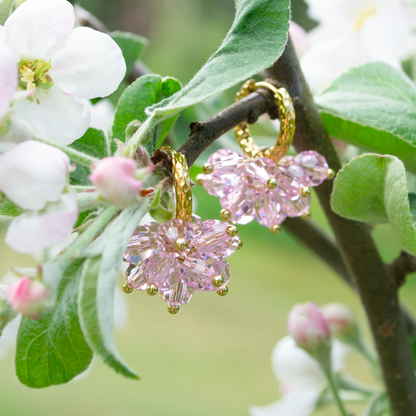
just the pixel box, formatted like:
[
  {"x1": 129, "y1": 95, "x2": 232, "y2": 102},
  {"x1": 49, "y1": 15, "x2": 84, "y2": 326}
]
[
  {"x1": 0, "y1": 140, "x2": 69, "y2": 210},
  {"x1": 1, "y1": 0, "x2": 126, "y2": 145},
  {"x1": 249, "y1": 336, "x2": 348, "y2": 416},
  {"x1": 89, "y1": 99, "x2": 115, "y2": 133},
  {"x1": 299, "y1": 0, "x2": 413, "y2": 93},
  {"x1": 5, "y1": 192, "x2": 78, "y2": 253},
  {"x1": 0, "y1": 41, "x2": 17, "y2": 121}
]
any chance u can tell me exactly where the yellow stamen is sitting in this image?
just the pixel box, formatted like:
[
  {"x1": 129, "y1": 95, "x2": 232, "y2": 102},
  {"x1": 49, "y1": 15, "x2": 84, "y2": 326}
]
[{"x1": 353, "y1": 4, "x2": 376, "y2": 31}]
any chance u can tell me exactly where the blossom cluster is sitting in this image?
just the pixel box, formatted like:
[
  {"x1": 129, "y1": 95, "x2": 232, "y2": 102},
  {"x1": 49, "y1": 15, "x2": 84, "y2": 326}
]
[{"x1": 0, "y1": 0, "x2": 153, "y2": 320}]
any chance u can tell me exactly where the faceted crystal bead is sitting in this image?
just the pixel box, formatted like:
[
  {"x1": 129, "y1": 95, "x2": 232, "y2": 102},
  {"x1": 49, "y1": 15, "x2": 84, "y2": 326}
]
[
  {"x1": 294, "y1": 151, "x2": 329, "y2": 186},
  {"x1": 193, "y1": 219, "x2": 239, "y2": 258},
  {"x1": 254, "y1": 190, "x2": 287, "y2": 227},
  {"x1": 286, "y1": 194, "x2": 311, "y2": 217},
  {"x1": 156, "y1": 218, "x2": 195, "y2": 257},
  {"x1": 159, "y1": 276, "x2": 193, "y2": 307},
  {"x1": 184, "y1": 256, "x2": 230, "y2": 292},
  {"x1": 200, "y1": 173, "x2": 227, "y2": 197},
  {"x1": 244, "y1": 157, "x2": 278, "y2": 192},
  {"x1": 123, "y1": 222, "x2": 159, "y2": 264},
  {"x1": 209, "y1": 148, "x2": 245, "y2": 179},
  {"x1": 221, "y1": 182, "x2": 255, "y2": 225},
  {"x1": 275, "y1": 168, "x2": 303, "y2": 200}
]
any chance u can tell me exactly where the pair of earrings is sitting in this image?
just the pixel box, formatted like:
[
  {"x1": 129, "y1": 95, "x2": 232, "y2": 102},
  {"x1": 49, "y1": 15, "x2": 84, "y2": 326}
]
[
  {"x1": 122, "y1": 80, "x2": 332, "y2": 313},
  {"x1": 196, "y1": 80, "x2": 334, "y2": 234}
]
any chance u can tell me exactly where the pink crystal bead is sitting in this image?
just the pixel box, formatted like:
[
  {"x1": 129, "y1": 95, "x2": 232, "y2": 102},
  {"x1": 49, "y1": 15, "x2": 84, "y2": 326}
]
[
  {"x1": 294, "y1": 151, "x2": 329, "y2": 186},
  {"x1": 221, "y1": 182, "x2": 256, "y2": 225},
  {"x1": 244, "y1": 157, "x2": 278, "y2": 192},
  {"x1": 254, "y1": 190, "x2": 287, "y2": 227},
  {"x1": 124, "y1": 216, "x2": 239, "y2": 307},
  {"x1": 285, "y1": 194, "x2": 311, "y2": 217},
  {"x1": 200, "y1": 173, "x2": 226, "y2": 197}
]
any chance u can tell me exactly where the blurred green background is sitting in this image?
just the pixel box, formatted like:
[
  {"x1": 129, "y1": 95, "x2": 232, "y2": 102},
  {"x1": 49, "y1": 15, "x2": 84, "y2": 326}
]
[{"x1": 1, "y1": 0, "x2": 415, "y2": 415}]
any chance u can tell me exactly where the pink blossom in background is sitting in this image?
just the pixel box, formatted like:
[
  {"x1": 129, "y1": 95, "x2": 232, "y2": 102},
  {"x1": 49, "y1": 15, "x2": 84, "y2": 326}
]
[
  {"x1": 5, "y1": 192, "x2": 78, "y2": 253},
  {"x1": 322, "y1": 303, "x2": 355, "y2": 335},
  {"x1": 0, "y1": 140, "x2": 69, "y2": 210},
  {"x1": 6, "y1": 278, "x2": 50, "y2": 320},
  {"x1": 0, "y1": 40, "x2": 17, "y2": 120},
  {"x1": 89, "y1": 157, "x2": 144, "y2": 209},
  {"x1": 287, "y1": 302, "x2": 330, "y2": 349},
  {"x1": 2, "y1": 0, "x2": 126, "y2": 145}
]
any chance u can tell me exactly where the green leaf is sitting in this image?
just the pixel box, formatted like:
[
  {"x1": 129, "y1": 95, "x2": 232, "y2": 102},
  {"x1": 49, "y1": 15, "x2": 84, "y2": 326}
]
[
  {"x1": 78, "y1": 203, "x2": 149, "y2": 379},
  {"x1": 316, "y1": 63, "x2": 416, "y2": 174},
  {"x1": 111, "y1": 75, "x2": 181, "y2": 154},
  {"x1": 70, "y1": 128, "x2": 110, "y2": 186},
  {"x1": 132, "y1": 0, "x2": 290, "y2": 145},
  {"x1": 15, "y1": 260, "x2": 93, "y2": 388},
  {"x1": 109, "y1": 31, "x2": 148, "y2": 76},
  {"x1": 411, "y1": 335, "x2": 416, "y2": 367},
  {"x1": 0, "y1": 0, "x2": 14, "y2": 25},
  {"x1": 0, "y1": 199, "x2": 23, "y2": 217},
  {"x1": 331, "y1": 154, "x2": 416, "y2": 255}
]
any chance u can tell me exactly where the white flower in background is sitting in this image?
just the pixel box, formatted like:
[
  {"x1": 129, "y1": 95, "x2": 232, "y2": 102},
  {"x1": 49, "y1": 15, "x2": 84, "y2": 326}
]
[
  {"x1": 298, "y1": 0, "x2": 412, "y2": 93},
  {"x1": 1, "y1": 0, "x2": 126, "y2": 145},
  {"x1": 249, "y1": 336, "x2": 348, "y2": 416},
  {"x1": 0, "y1": 140, "x2": 78, "y2": 253},
  {"x1": 89, "y1": 99, "x2": 115, "y2": 133},
  {"x1": 0, "y1": 40, "x2": 17, "y2": 121},
  {"x1": 0, "y1": 140, "x2": 69, "y2": 210},
  {"x1": 6, "y1": 192, "x2": 78, "y2": 253},
  {"x1": 289, "y1": 21, "x2": 309, "y2": 57}
]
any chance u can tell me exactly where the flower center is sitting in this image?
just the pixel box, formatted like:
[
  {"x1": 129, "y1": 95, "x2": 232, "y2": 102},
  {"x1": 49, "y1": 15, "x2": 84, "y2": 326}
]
[
  {"x1": 353, "y1": 3, "x2": 376, "y2": 31},
  {"x1": 18, "y1": 59, "x2": 53, "y2": 92}
]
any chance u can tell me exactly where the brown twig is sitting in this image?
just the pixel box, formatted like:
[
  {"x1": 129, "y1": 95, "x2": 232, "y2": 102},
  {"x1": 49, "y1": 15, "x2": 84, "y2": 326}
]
[
  {"x1": 266, "y1": 36, "x2": 416, "y2": 416},
  {"x1": 388, "y1": 251, "x2": 416, "y2": 288}
]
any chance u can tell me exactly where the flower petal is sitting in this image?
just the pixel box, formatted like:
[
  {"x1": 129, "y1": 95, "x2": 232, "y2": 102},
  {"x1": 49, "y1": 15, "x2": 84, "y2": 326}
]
[
  {"x1": 0, "y1": 140, "x2": 69, "y2": 210},
  {"x1": 4, "y1": 0, "x2": 74, "y2": 59},
  {"x1": 0, "y1": 44, "x2": 17, "y2": 120},
  {"x1": 48, "y1": 27, "x2": 126, "y2": 99},
  {"x1": 13, "y1": 85, "x2": 90, "y2": 145},
  {"x1": 5, "y1": 193, "x2": 78, "y2": 253}
]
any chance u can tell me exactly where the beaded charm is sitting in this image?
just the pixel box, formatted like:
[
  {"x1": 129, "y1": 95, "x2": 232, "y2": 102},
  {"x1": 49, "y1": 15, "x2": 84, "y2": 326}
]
[
  {"x1": 123, "y1": 147, "x2": 240, "y2": 314},
  {"x1": 197, "y1": 80, "x2": 334, "y2": 234}
]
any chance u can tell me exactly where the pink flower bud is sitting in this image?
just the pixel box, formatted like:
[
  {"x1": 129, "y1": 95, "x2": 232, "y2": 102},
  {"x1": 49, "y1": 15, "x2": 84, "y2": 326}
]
[
  {"x1": 322, "y1": 303, "x2": 354, "y2": 335},
  {"x1": 287, "y1": 302, "x2": 330, "y2": 349},
  {"x1": 6, "y1": 278, "x2": 50, "y2": 320},
  {"x1": 89, "y1": 157, "x2": 143, "y2": 208}
]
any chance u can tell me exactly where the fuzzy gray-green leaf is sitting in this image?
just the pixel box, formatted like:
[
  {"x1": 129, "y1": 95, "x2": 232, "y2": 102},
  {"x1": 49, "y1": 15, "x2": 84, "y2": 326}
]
[
  {"x1": 15, "y1": 260, "x2": 93, "y2": 388},
  {"x1": 316, "y1": 63, "x2": 416, "y2": 173},
  {"x1": 331, "y1": 154, "x2": 416, "y2": 255}
]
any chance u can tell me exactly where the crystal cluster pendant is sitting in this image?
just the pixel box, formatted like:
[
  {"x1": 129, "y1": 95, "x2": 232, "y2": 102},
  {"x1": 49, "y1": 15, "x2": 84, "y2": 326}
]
[
  {"x1": 123, "y1": 217, "x2": 240, "y2": 313},
  {"x1": 197, "y1": 148, "x2": 331, "y2": 233}
]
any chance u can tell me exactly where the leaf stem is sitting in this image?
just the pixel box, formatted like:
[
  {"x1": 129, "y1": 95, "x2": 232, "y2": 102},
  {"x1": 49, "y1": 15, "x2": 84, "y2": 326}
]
[
  {"x1": 325, "y1": 371, "x2": 349, "y2": 416},
  {"x1": 34, "y1": 136, "x2": 98, "y2": 166}
]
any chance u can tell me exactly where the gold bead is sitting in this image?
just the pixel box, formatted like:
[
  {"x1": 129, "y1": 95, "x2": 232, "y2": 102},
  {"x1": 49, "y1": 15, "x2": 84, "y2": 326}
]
[
  {"x1": 226, "y1": 225, "x2": 238, "y2": 237},
  {"x1": 122, "y1": 281, "x2": 134, "y2": 294},
  {"x1": 217, "y1": 286, "x2": 229, "y2": 296},
  {"x1": 195, "y1": 174, "x2": 204, "y2": 185},
  {"x1": 270, "y1": 224, "x2": 281, "y2": 235},
  {"x1": 220, "y1": 209, "x2": 231, "y2": 221},
  {"x1": 168, "y1": 305, "x2": 180, "y2": 314},
  {"x1": 300, "y1": 186, "x2": 311, "y2": 198},
  {"x1": 212, "y1": 274, "x2": 224, "y2": 288},
  {"x1": 327, "y1": 168, "x2": 335, "y2": 180},
  {"x1": 237, "y1": 239, "x2": 243, "y2": 250},
  {"x1": 146, "y1": 283, "x2": 158, "y2": 296},
  {"x1": 302, "y1": 211, "x2": 312, "y2": 220},
  {"x1": 202, "y1": 163, "x2": 213, "y2": 174},
  {"x1": 175, "y1": 237, "x2": 188, "y2": 251},
  {"x1": 267, "y1": 177, "x2": 277, "y2": 189}
]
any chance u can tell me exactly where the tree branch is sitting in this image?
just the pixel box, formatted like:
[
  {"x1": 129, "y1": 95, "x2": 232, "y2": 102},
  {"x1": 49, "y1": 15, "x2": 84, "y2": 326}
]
[
  {"x1": 266, "y1": 36, "x2": 416, "y2": 416},
  {"x1": 388, "y1": 251, "x2": 416, "y2": 288}
]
